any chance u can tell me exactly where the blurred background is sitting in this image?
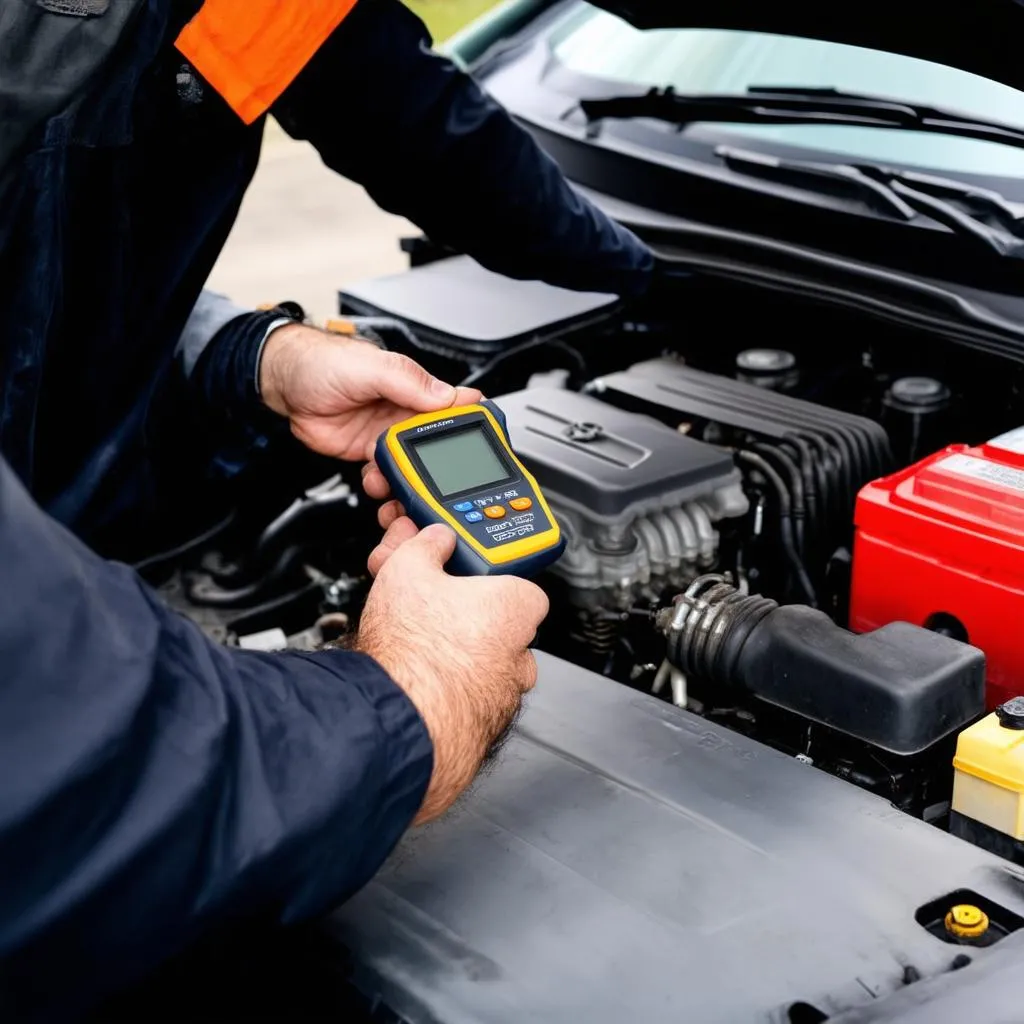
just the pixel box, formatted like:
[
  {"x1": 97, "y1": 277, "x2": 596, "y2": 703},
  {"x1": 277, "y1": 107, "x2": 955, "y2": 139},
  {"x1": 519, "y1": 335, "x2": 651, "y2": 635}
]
[{"x1": 205, "y1": 0, "x2": 500, "y2": 324}]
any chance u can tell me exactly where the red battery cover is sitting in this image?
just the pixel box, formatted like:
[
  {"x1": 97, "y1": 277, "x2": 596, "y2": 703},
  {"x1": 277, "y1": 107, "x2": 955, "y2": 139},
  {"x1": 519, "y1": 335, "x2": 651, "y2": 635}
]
[{"x1": 850, "y1": 429, "x2": 1024, "y2": 711}]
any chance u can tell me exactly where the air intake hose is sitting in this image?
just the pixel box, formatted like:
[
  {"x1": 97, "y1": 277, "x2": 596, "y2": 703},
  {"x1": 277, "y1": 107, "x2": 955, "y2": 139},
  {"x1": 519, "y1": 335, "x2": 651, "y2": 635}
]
[{"x1": 656, "y1": 575, "x2": 985, "y2": 755}]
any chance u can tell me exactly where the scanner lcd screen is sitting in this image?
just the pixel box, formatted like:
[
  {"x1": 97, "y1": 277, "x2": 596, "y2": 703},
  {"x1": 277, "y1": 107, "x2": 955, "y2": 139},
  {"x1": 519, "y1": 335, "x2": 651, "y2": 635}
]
[{"x1": 414, "y1": 427, "x2": 510, "y2": 497}]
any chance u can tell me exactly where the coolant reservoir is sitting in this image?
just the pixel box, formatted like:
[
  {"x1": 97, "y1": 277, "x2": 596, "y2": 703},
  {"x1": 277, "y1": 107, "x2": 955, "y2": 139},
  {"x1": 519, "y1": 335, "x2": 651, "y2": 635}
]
[{"x1": 952, "y1": 698, "x2": 1024, "y2": 857}]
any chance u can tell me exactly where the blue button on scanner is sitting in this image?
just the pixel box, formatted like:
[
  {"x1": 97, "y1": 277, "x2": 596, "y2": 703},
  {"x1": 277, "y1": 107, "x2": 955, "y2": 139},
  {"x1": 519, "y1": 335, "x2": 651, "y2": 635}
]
[
  {"x1": 453, "y1": 501, "x2": 474, "y2": 512},
  {"x1": 464, "y1": 511, "x2": 484, "y2": 523}
]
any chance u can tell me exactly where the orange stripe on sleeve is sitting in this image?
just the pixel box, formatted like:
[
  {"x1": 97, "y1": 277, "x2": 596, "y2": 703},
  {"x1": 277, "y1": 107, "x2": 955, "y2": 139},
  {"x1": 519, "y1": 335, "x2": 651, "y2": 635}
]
[{"x1": 175, "y1": 0, "x2": 358, "y2": 124}]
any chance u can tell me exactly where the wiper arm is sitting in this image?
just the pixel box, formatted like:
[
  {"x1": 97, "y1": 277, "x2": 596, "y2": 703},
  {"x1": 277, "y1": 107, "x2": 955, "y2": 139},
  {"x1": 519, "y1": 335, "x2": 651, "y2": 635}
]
[
  {"x1": 580, "y1": 85, "x2": 1024, "y2": 153},
  {"x1": 715, "y1": 145, "x2": 917, "y2": 221},
  {"x1": 881, "y1": 171, "x2": 1024, "y2": 257},
  {"x1": 880, "y1": 168, "x2": 1024, "y2": 236},
  {"x1": 715, "y1": 146, "x2": 1024, "y2": 258}
]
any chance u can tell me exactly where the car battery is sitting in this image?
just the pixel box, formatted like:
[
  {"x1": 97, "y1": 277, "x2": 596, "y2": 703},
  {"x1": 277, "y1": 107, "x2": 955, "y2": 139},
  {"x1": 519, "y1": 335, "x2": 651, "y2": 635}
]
[{"x1": 851, "y1": 427, "x2": 1024, "y2": 711}]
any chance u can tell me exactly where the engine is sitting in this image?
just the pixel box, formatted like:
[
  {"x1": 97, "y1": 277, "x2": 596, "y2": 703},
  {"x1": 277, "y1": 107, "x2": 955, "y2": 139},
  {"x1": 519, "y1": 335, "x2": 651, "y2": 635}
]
[
  {"x1": 496, "y1": 388, "x2": 748, "y2": 610},
  {"x1": 591, "y1": 357, "x2": 893, "y2": 607},
  {"x1": 491, "y1": 361, "x2": 988, "y2": 813},
  {"x1": 149, "y1": 257, "x2": 1024, "y2": 865}
]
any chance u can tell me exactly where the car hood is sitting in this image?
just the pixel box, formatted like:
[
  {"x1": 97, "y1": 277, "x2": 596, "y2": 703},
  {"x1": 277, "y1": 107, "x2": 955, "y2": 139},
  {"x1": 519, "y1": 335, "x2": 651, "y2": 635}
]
[{"x1": 590, "y1": 1, "x2": 1024, "y2": 94}]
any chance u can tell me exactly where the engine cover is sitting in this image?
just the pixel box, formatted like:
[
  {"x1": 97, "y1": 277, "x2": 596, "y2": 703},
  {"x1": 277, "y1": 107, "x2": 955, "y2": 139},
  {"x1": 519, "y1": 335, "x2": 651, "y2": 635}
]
[
  {"x1": 497, "y1": 388, "x2": 747, "y2": 607},
  {"x1": 851, "y1": 430, "x2": 1024, "y2": 710},
  {"x1": 325, "y1": 653, "x2": 1024, "y2": 1023}
]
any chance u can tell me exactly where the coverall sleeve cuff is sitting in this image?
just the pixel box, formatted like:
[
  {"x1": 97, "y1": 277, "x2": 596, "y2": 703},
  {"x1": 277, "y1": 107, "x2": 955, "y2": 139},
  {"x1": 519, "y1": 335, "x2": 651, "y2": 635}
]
[
  {"x1": 192, "y1": 308, "x2": 302, "y2": 417},
  {"x1": 288, "y1": 648, "x2": 435, "y2": 880},
  {"x1": 177, "y1": 290, "x2": 253, "y2": 377},
  {"x1": 291, "y1": 649, "x2": 434, "y2": 792}
]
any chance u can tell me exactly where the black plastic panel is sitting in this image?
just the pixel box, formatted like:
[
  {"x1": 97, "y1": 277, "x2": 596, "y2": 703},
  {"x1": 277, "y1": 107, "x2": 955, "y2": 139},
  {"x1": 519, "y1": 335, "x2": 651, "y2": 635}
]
[
  {"x1": 741, "y1": 610, "x2": 986, "y2": 755},
  {"x1": 325, "y1": 652, "x2": 1024, "y2": 1023},
  {"x1": 338, "y1": 256, "x2": 618, "y2": 354},
  {"x1": 828, "y1": 930, "x2": 1024, "y2": 1022}
]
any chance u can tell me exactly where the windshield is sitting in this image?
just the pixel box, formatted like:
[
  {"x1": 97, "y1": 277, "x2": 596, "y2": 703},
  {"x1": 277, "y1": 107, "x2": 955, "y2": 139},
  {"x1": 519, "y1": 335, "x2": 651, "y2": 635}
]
[{"x1": 550, "y1": 6, "x2": 1024, "y2": 177}]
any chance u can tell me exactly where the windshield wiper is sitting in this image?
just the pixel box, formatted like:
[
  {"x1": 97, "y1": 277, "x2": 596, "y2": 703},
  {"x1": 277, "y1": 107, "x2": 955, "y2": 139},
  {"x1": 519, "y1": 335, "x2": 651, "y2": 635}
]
[
  {"x1": 881, "y1": 167, "x2": 1024, "y2": 240},
  {"x1": 715, "y1": 146, "x2": 918, "y2": 220},
  {"x1": 580, "y1": 85, "x2": 1024, "y2": 153},
  {"x1": 714, "y1": 145, "x2": 1024, "y2": 258}
]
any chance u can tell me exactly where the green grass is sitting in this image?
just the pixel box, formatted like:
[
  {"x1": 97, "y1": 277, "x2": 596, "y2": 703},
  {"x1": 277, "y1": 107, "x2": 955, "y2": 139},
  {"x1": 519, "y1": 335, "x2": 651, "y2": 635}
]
[{"x1": 402, "y1": 0, "x2": 502, "y2": 42}]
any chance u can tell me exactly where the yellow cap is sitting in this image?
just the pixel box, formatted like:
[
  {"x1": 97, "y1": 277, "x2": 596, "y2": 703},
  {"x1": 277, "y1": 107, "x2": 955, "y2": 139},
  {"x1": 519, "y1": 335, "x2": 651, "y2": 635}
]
[{"x1": 944, "y1": 904, "x2": 989, "y2": 939}]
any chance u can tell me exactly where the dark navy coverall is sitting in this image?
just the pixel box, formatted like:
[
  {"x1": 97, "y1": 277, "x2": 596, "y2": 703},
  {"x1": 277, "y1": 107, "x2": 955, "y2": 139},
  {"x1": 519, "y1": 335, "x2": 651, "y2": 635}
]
[{"x1": 0, "y1": 0, "x2": 653, "y2": 1015}]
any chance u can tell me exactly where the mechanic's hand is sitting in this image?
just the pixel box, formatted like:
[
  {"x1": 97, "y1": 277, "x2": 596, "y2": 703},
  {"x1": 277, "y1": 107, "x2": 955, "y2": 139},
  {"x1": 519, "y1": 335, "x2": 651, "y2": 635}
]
[
  {"x1": 357, "y1": 521, "x2": 549, "y2": 825},
  {"x1": 259, "y1": 324, "x2": 481, "y2": 460},
  {"x1": 363, "y1": 461, "x2": 407, "y2": 531}
]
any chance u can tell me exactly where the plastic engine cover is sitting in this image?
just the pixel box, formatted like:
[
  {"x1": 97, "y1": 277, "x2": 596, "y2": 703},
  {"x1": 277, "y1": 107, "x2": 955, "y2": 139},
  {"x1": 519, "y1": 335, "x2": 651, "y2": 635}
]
[
  {"x1": 495, "y1": 388, "x2": 747, "y2": 604},
  {"x1": 324, "y1": 652, "x2": 1024, "y2": 1023},
  {"x1": 851, "y1": 429, "x2": 1024, "y2": 710},
  {"x1": 497, "y1": 388, "x2": 742, "y2": 521}
]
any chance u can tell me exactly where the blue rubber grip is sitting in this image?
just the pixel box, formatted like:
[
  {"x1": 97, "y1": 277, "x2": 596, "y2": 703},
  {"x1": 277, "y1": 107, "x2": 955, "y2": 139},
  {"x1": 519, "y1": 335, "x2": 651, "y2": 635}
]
[{"x1": 481, "y1": 398, "x2": 509, "y2": 435}]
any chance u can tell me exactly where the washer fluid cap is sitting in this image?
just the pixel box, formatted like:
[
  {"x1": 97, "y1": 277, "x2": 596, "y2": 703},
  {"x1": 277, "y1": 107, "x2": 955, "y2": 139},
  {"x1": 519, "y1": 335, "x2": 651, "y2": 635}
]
[{"x1": 944, "y1": 904, "x2": 990, "y2": 939}]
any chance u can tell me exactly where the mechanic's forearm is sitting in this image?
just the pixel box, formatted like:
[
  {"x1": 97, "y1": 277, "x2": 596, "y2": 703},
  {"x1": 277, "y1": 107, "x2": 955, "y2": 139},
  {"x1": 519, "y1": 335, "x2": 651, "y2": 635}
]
[
  {"x1": 0, "y1": 457, "x2": 431, "y2": 1018},
  {"x1": 273, "y1": 0, "x2": 654, "y2": 298}
]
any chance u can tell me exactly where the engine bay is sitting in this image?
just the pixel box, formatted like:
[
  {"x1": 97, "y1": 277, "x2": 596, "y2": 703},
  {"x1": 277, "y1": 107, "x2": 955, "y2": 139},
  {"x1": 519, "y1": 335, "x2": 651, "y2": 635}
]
[{"x1": 147, "y1": 256, "x2": 1024, "y2": 869}]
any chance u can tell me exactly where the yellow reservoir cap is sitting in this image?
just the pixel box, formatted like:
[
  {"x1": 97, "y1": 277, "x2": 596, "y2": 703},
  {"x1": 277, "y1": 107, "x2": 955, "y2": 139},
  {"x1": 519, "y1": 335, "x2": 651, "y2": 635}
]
[{"x1": 944, "y1": 904, "x2": 989, "y2": 939}]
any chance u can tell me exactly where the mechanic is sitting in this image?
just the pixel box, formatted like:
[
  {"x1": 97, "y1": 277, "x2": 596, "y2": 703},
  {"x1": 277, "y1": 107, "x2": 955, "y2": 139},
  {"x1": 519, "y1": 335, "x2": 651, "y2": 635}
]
[{"x1": 0, "y1": 0, "x2": 654, "y2": 1016}]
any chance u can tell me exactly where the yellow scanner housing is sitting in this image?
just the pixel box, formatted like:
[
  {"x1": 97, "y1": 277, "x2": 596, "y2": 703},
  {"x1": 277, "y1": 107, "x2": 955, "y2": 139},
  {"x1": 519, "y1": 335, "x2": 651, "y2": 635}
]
[{"x1": 378, "y1": 403, "x2": 563, "y2": 576}]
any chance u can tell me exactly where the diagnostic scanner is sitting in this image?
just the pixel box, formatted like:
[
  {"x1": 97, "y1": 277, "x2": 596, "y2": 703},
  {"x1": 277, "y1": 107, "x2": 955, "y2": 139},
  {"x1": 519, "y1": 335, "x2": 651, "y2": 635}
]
[{"x1": 375, "y1": 401, "x2": 564, "y2": 577}]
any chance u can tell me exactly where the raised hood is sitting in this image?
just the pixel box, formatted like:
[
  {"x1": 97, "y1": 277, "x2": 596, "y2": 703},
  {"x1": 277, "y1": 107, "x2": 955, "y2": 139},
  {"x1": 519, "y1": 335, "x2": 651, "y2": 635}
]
[{"x1": 590, "y1": 1, "x2": 1024, "y2": 95}]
